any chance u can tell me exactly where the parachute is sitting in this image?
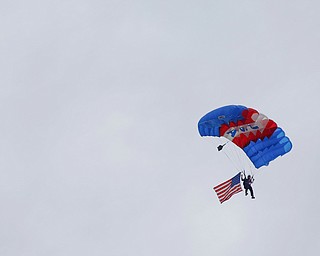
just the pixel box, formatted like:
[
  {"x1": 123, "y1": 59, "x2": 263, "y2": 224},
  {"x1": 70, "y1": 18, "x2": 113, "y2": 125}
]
[{"x1": 198, "y1": 105, "x2": 292, "y2": 170}]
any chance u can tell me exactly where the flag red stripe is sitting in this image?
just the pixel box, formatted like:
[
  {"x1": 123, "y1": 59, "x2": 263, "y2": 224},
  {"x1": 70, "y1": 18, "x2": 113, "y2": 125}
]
[
  {"x1": 218, "y1": 185, "x2": 241, "y2": 202},
  {"x1": 213, "y1": 173, "x2": 242, "y2": 204},
  {"x1": 214, "y1": 184, "x2": 242, "y2": 203},
  {"x1": 213, "y1": 179, "x2": 231, "y2": 190},
  {"x1": 216, "y1": 183, "x2": 232, "y2": 195},
  {"x1": 219, "y1": 185, "x2": 242, "y2": 203},
  {"x1": 214, "y1": 181, "x2": 232, "y2": 193}
]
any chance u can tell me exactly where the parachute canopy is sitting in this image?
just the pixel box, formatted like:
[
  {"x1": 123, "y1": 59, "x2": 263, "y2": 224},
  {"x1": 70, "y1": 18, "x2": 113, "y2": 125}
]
[{"x1": 198, "y1": 105, "x2": 292, "y2": 168}]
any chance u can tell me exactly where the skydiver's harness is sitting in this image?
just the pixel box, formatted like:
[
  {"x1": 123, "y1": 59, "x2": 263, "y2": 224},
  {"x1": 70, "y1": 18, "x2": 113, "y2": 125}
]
[{"x1": 241, "y1": 170, "x2": 254, "y2": 186}]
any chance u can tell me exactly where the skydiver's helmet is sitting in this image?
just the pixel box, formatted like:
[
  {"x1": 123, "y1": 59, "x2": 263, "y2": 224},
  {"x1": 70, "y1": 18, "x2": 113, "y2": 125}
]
[{"x1": 248, "y1": 175, "x2": 251, "y2": 178}]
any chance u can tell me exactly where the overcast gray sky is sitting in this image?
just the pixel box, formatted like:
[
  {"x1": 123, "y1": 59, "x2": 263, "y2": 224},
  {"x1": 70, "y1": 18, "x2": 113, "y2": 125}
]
[{"x1": 1, "y1": 1, "x2": 319, "y2": 255}]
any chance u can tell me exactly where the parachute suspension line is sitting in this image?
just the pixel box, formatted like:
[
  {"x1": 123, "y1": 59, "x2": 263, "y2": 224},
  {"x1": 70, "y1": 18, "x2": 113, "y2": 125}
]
[
  {"x1": 217, "y1": 138, "x2": 255, "y2": 176},
  {"x1": 242, "y1": 154, "x2": 254, "y2": 177},
  {"x1": 231, "y1": 144, "x2": 244, "y2": 169},
  {"x1": 226, "y1": 142, "x2": 244, "y2": 172},
  {"x1": 238, "y1": 148, "x2": 254, "y2": 177},
  {"x1": 218, "y1": 138, "x2": 242, "y2": 172},
  {"x1": 222, "y1": 151, "x2": 242, "y2": 173},
  {"x1": 219, "y1": 137, "x2": 255, "y2": 176},
  {"x1": 249, "y1": 163, "x2": 255, "y2": 177},
  {"x1": 238, "y1": 146, "x2": 251, "y2": 174},
  {"x1": 227, "y1": 148, "x2": 238, "y2": 170}
]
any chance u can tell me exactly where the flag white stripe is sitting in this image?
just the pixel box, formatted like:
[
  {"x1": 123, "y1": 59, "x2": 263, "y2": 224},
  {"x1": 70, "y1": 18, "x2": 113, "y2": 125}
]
[
  {"x1": 213, "y1": 173, "x2": 242, "y2": 203},
  {"x1": 219, "y1": 185, "x2": 242, "y2": 203},
  {"x1": 218, "y1": 184, "x2": 241, "y2": 202}
]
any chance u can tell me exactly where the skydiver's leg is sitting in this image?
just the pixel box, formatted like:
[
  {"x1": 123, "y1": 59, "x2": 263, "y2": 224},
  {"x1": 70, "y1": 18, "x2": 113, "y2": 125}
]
[
  {"x1": 245, "y1": 188, "x2": 248, "y2": 196},
  {"x1": 249, "y1": 187, "x2": 255, "y2": 199}
]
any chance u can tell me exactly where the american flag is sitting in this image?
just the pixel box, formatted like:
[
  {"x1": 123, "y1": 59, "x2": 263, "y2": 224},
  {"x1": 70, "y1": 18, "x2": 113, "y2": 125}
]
[{"x1": 213, "y1": 173, "x2": 242, "y2": 204}]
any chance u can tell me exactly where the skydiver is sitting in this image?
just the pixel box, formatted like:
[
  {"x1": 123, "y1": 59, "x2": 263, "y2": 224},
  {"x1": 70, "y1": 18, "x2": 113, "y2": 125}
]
[{"x1": 241, "y1": 172, "x2": 255, "y2": 199}]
